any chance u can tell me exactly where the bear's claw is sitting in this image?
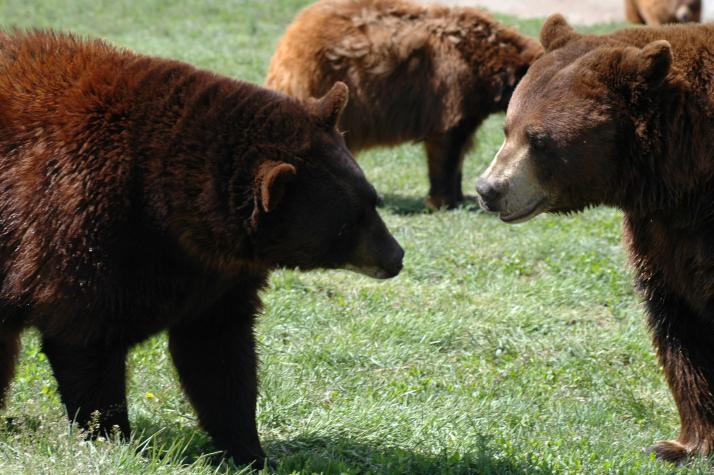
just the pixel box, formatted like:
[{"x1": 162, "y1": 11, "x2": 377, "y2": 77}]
[{"x1": 645, "y1": 439, "x2": 690, "y2": 463}]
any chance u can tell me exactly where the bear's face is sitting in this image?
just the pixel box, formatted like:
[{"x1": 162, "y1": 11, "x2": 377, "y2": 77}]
[
  {"x1": 476, "y1": 15, "x2": 673, "y2": 222},
  {"x1": 675, "y1": 0, "x2": 702, "y2": 23},
  {"x1": 250, "y1": 83, "x2": 404, "y2": 279}
]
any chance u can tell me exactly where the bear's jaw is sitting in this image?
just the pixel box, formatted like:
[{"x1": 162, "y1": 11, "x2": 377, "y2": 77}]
[
  {"x1": 499, "y1": 196, "x2": 547, "y2": 224},
  {"x1": 343, "y1": 264, "x2": 395, "y2": 280}
]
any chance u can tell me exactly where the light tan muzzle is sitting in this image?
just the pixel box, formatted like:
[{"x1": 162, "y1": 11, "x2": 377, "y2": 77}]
[{"x1": 476, "y1": 139, "x2": 548, "y2": 223}]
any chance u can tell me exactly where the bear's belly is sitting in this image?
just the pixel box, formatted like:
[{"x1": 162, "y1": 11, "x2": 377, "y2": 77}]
[{"x1": 23, "y1": 270, "x2": 243, "y2": 347}]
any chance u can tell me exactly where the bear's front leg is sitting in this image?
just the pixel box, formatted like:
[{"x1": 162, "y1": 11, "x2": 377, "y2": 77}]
[
  {"x1": 168, "y1": 286, "x2": 265, "y2": 468},
  {"x1": 0, "y1": 331, "x2": 21, "y2": 408},
  {"x1": 42, "y1": 337, "x2": 130, "y2": 437},
  {"x1": 424, "y1": 121, "x2": 478, "y2": 210},
  {"x1": 645, "y1": 289, "x2": 714, "y2": 463}
]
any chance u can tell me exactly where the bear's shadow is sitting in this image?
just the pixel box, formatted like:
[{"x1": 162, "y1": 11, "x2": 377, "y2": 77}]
[
  {"x1": 131, "y1": 417, "x2": 554, "y2": 474},
  {"x1": 379, "y1": 193, "x2": 482, "y2": 215}
]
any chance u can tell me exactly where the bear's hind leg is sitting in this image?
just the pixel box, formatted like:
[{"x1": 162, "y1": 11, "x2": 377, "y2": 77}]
[
  {"x1": 425, "y1": 120, "x2": 478, "y2": 210},
  {"x1": 168, "y1": 286, "x2": 265, "y2": 468},
  {"x1": 646, "y1": 291, "x2": 714, "y2": 463},
  {"x1": 0, "y1": 332, "x2": 21, "y2": 408},
  {"x1": 42, "y1": 337, "x2": 130, "y2": 438}
]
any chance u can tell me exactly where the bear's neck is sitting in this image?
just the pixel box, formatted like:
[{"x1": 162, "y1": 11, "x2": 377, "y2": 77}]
[
  {"x1": 124, "y1": 59, "x2": 292, "y2": 268},
  {"x1": 619, "y1": 76, "x2": 714, "y2": 227},
  {"x1": 456, "y1": 21, "x2": 542, "y2": 112}
]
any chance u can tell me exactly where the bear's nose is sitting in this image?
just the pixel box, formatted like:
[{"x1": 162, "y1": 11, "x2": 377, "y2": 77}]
[
  {"x1": 476, "y1": 177, "x2": 503, "y2": 207},
  {"x1": 382, "y1": 245, "x2": 404, "y2": 278},
  {"x1": 676, "y1": 6, "x2": 692, "y2": 22}
]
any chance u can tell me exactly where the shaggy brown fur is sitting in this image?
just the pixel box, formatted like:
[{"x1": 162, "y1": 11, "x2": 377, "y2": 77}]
[
  {"x1": 266, "y1": 0, "x2": 542, "y2": 209},
  {"x1": 0, "y1": 30, "x2": 404, "y2": 468},
  {"x1": 478, "y1": 15, "x2": 714, "y2": 463},
  {"x1": 625, "y1": 0, "x2": 701, "y2": 25}
]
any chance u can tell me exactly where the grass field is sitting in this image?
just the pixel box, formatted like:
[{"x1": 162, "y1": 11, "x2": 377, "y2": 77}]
[{"x1": 0, "y1": 0, "x2": 710, "y2": 473}]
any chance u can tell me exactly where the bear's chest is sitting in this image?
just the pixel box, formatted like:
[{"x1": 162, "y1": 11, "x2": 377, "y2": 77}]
[{"x1": 624, "y1": 215, "x2": 714, "y2": 313}]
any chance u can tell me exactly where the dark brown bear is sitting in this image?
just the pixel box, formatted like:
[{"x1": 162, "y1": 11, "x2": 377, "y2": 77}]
[
  {"x1": 0, "y1": 30, "x2": 404, "y2": 468},
  {"x1": 266, "y1": 0, "x2": 543, "y2": 209},
  {"x1": 477, "y1": 15, "x2": 714, "y2": 463}
]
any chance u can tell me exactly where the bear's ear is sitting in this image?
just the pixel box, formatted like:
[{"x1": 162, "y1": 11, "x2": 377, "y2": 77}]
[
  {"x1": 257, "y1": 161, "x2": 297, "y2": 213},
  {"x1": 311, "y1": 81, "x2": 349, "y2": 129},
  {"x1": 540, "y1": 14, "x2": 579, "y2": 52},
  {"x1": 637, "y1": 40, "x2": 672, "y2": 86}
]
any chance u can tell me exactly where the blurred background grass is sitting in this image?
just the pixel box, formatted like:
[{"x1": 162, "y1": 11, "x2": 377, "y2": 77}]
[{"x1": 0, "y1": 1, "x2": 709, "y2": 473}]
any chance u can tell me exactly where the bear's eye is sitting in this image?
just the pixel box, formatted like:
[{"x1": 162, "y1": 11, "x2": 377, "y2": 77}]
[{"x1": 527, "y1": 130, "x2": 549, "y2": 151}]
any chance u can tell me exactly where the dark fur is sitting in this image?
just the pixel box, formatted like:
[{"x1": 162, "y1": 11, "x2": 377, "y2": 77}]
[
  {"x1": 500, "y1": 16, "x2": 714, "y2": 462},
  {"x1": 266, "y1": 0, "x2": 543, "y2": 209},
  {"x1": 0, "y1": 30, "x2": 403, "y2": 467}
]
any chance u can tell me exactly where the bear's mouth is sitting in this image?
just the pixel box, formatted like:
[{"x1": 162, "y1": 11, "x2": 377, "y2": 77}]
[
  {"x1": 499, "y1": 198, "x2": 546, "y2": 224},
  {"x1": 343, "y1": 264, "x2": 393, "y2": 280}
]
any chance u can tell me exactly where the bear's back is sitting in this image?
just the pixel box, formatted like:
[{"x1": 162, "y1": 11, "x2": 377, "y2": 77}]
[
  {"x1": 267, "y1": 0, "x2": 530, "y2": 150},
  {"x1": 0, "y1": 31, "x2": 135, "y2": 125},
  {"x1": 0, "y1": 32, "x2": 233, "y2": 313},
  {"x1": 267, "y1": 0, "x2": 497, "y2": 99},
  {"x1": 608, "y1": 23, "x2": 714, "y2": 104}
]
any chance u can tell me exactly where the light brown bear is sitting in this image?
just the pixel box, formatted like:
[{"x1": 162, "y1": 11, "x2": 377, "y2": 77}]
[
  {"x1": 626, "y1": 0, "x2": 701, "y2": 25},
  {"x1": 477, "y1": 15, "x2": 714, "y2": 463},
  {"x1": 266, "y1": 0, "x2": 542, "y2": 209}
]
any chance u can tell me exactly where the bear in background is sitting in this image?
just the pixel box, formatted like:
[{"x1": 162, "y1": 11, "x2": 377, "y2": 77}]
[
  {"x1": 266, "y1": 0, "x2": 543, "y2": 210},
  {"x1": 626, "y1": 0, "x2": 701, "y2": 25},
  {"x1": 477, "y1": 14, "x2": 714, "y2": 463},
  {"x1": 0, "y1": 30, "x2": 403, "y2": 468}
]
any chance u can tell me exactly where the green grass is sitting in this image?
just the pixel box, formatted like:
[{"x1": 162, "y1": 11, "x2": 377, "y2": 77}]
[{"x1": 0, "y1": 1, "x2": 709, "y2": 473}]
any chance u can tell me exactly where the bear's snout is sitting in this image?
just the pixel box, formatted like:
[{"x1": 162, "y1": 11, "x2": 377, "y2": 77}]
[
  {"x1": 381, "y1": 244, "x2": 405, "y2": 279},
  {"x1": 365, "y1": 232, "x2": 404, "y2": 279},
  {"x1": 476, "y1": 137, "x2": 549, "y2": 224},
  {"x1": 676, "y1": 5, "x2": 693, "y2": 22},
  {"x1": 475, "y1": 177, "x2": 504, "y2": 211},
  {"x1": 343, "y1": 217, "x2": 404, "y2": 279}
]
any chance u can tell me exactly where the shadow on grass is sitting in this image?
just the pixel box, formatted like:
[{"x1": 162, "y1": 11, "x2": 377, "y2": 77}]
[
  {"x1": 266, "y1": 434, "x2": 554, "y2": 475},
  {"x1": 131, "y1": 416, "x2": 224, "y2": 466},
  {"x1": 130, "y1": 418, "x2": 554, "y2": 474},
  {"x1": 378, "y1": 193, "x2": 428, "y2": 215},
  {"x1": 379, "y1": 193, "x2": 482, "y2": 216}
]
